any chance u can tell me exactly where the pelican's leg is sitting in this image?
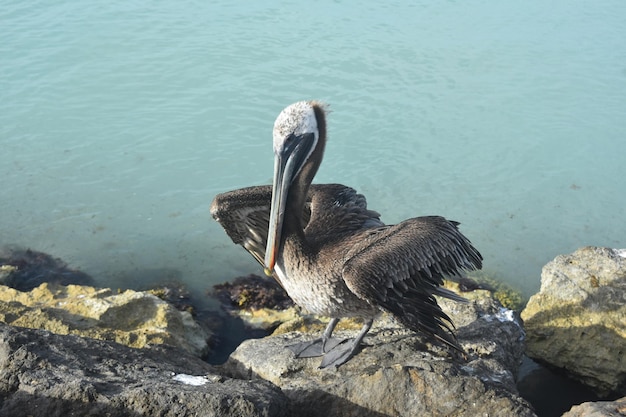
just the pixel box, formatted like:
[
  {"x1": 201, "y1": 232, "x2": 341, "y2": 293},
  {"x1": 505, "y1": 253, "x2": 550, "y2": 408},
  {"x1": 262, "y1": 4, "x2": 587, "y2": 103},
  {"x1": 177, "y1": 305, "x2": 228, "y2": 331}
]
[
  {"x1": 319, "y1": 319, "x2": 373, "y2": 368},
  {"x1": 286, "y1": 318, "x2": 347, "y2": 358},
  {"x1": 320, "y1": 317, "x2": 341, "y2": 351}
]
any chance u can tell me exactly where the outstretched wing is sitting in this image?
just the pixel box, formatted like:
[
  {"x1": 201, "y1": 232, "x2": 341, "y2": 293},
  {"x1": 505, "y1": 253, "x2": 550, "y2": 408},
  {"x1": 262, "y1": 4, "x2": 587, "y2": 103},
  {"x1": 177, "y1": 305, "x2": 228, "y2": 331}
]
[
  {"x1": 210, "y1": 185, "x2": 274, "y2": 267},
  {"x1": 210, "y1": 183, "x2": 381, "y2": 265},
  {"x1": 341, "y1": 216, "x2": 482, "y2": 351},
  {"x1": 305, "y1": 184, "x2": 383, "y2": 240}
]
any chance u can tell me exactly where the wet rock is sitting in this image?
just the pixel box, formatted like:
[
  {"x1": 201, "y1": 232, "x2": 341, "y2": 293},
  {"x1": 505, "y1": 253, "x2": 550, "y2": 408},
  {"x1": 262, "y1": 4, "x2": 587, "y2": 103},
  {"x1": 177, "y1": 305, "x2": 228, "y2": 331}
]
[
  {"x1": 521, "y1": 247, "x2": 626, "y2": 396},
  {"x1": 148, "y1": 283, "x2": 196, "y2": 314},
  {"x1": 0, "y1": 282, "x2": 211, "y2": 357},
  {"x1": 561, "y1": 396, "x2": 626, "y2": 417},
  {"x1": 0, "y1": 247, "x2": 93, "y2": 291},
  {"x1": 224, "y1": 293, "x2": 535, "y2": 417},
  {"x1": 212, "y1": 274, "x2": 297, "y2": 330},
  {"x1": 457, "y1": 276, "x2": 496, "y2": 292},
  {"x1": 0, "y1": 322, "x2": 288, "y2": 417},
  {"x1": 213, "y1": 274, "x2": 294, "y2": 311},
  {"x1": 452, "y1": 274, "x2": 525, "y2": 311}
]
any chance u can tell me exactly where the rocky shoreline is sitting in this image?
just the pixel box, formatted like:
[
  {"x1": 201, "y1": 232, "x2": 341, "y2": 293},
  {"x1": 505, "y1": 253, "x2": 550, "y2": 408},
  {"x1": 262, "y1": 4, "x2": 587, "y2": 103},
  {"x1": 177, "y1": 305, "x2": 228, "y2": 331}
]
[{"x1": 1, "y1": 246, "x2": 624, "y2": 416}]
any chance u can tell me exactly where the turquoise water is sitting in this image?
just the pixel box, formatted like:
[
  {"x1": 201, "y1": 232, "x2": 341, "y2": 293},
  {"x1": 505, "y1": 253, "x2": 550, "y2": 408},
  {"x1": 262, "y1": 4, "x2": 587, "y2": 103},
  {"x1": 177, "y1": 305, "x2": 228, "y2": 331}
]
[{"x1": 2, "y1": 1, "x2": 625, "y2": 305}]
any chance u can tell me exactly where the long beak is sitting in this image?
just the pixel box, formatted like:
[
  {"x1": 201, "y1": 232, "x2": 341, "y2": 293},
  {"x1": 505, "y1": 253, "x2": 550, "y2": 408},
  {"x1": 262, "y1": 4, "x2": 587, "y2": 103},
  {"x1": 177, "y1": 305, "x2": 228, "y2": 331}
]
[
  {"x1": 264, "y1": 133, "x2": 315, "y2": 275},
  {"x1": 263, "y1": 152, "x2": 290, "y2": 275}
]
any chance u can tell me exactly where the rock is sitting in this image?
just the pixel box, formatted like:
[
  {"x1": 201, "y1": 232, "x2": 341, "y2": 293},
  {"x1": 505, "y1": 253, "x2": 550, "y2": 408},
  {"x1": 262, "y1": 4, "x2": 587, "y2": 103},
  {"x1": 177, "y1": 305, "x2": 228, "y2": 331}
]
[
  {"x1": 452, "y1": 274, "x2": 525, "y2": 311},
  {"x1": 0, "y1": 282, "x2": 211, "y2": 357},
  {"x1": 213, "y1": 274, "x2": 294, "y2": 311},
  {"x1": 147, "y1": 283, "x2": 196, "y2": 314},
  {"x1": 521, "y1": 247, "x2": 626, "y2": 396},
  {"x1": 561, "y1": 396, "x2": 626, "y2": 417},
  {"x1": 224, "y1": 293, "x2": 536, "y2": 417},
  {"x1": 233, "y1": 306, "x2": 301, "y2": 331},
  {"x1": 212, "y1": 274, "x2": 297, "y2": 330},
  {"x1": 0, "y1": 323, "x2": 288, "y2": 417},
  {"x1": 0, "y1": 247, "x2": 94, "y2": 291}
]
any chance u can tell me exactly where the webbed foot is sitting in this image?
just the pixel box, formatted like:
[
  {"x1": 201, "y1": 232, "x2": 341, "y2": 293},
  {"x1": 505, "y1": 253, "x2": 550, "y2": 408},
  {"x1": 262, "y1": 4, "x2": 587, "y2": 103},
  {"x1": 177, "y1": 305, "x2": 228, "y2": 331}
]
[
  {"x1": 285, "y1": 318, "x2": 374, "y2": 368},
  {"x1": 319, "y1": 338, "x2": 362, "y2": 368},
  {"x1": 286, "y1": 337, "x2": 348, "y2": 358}
]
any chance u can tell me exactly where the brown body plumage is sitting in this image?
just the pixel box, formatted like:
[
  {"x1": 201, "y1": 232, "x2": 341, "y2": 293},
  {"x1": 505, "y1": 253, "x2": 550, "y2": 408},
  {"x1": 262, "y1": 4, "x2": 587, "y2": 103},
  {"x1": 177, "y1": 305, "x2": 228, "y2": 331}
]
[{"x1": 211, "y1": 101, "x2": 482, "y2": 367}]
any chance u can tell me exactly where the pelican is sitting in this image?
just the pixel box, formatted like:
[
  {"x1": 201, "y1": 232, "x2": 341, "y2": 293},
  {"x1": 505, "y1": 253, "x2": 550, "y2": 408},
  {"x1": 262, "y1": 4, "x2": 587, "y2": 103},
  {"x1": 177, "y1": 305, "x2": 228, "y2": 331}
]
[{"x1": 211, "y1": 101, "x2": 482, "y2": 368}]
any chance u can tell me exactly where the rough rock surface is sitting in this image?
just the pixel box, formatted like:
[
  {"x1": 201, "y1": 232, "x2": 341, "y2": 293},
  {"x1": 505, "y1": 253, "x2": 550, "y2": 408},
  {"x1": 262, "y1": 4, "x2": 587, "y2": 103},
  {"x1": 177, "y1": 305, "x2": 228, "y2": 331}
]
[
  {"x1": 521, "y1": 247, "x2": 626, "y2": 396},
  {"x1": 0, "y1": 323, "x2": 288, "y2": 417},
  {"x1": 212, "y1": 274, "x2": 298, "y2": 330},
  {"x1": 213, "y1": 274, "x2": 294, "y2": 312},
  {"x1": 225, "y1": 294, "x2": 536, "y2": 417},
  {"x1": 0, "y1": 247, "x2": 94, "y2": 291},
  {"x1": 561, "y1": 396, "x2": 626, "y2": 417},
  {"x1": 0, "y1": 283, "x2": 211, "y2": 357}
]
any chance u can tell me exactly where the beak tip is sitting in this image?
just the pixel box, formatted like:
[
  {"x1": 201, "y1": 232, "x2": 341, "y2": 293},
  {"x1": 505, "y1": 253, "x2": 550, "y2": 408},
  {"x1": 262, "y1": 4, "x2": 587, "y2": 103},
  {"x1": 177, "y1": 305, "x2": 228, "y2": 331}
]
[{"x1": 263, "y1": 267, "x2": 274, "y2": 277}]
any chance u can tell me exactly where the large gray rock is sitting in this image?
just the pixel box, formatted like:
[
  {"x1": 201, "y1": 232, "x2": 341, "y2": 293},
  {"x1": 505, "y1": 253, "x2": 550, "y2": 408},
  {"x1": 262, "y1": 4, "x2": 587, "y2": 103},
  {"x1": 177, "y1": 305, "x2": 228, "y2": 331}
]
[
  {"x1": 0, "y1": 323, "x2": 288, "y2": 417},
  {"x1": 561, "y1": 396, "x2": 626, "y2": 417},
  {"x1": 521, "y1": 247, "x2": 626, "y2": 396},
  {"x1": 224, "y1": 295, "x2": 536, "y2": 417},
  {"x1": 0, "y1": 283, "x2": 211, "y2": 357}
]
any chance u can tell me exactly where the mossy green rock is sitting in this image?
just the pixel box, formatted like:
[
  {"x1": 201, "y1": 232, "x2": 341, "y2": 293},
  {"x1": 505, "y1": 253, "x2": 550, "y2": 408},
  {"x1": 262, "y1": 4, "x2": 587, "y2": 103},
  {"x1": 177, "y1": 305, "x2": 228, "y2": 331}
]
[
  {"x1": 0, "y1": 283, "x2": 211, "y2": 357},
  {"x1": 521, "y1": 247, "x2": 626, "y2": 396}
]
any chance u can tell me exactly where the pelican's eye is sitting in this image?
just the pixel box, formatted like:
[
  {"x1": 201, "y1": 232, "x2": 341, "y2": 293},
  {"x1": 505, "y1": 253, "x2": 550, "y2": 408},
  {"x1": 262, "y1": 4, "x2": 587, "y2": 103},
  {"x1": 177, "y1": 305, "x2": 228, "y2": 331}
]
[{"x1": 282, "y1": 133, "x2": 300, "y2": 155}]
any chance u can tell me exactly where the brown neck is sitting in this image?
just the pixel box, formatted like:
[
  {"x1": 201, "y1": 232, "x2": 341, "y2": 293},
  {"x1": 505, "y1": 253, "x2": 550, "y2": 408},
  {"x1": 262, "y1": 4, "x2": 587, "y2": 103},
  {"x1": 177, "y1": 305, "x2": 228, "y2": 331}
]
[{"x1": 284, "y1": 103, "x2": 327, "y2": 237}]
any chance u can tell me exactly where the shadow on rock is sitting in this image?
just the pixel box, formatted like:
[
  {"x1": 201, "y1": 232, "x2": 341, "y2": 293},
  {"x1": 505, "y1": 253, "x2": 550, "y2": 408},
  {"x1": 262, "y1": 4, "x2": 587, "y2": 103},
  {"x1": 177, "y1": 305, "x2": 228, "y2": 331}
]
[
  {"x1": 221, "y1": 294, "x2": 536, "y2": 417},
  {"x1": 0, "y1": 323, "x2": 289, "y2": 417},
  {"x1": 1, "y1": 393, "x2": 144, "y2": 417},
  {"x1": 223, "y1": 357, "x2": 391, "y2": 417},
  {"x1": 521, "y1": 247, "x2": 626, "y2": 397}
]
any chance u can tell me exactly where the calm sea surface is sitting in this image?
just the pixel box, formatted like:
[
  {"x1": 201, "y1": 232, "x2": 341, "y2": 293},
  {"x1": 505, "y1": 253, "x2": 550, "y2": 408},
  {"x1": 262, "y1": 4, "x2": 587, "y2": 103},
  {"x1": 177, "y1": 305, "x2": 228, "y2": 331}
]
[{"x1": 2, "y1": 1, "x2": 625, "y2": 306}]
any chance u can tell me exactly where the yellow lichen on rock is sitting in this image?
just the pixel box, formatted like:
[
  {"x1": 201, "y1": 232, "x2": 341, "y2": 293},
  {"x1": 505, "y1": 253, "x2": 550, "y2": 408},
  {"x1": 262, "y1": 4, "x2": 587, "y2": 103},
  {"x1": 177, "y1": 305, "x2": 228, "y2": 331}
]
[
  {"x1": 236, "y1": 306, "x2": 300, "y2": 330},
  {"x1": 521, "y1": 247, "x2": 626, "y2": 396},
  {"x1": 443, "y1": 274, "x2": 525, "y2": 311},
  {"x1": 0, "y1": 283, "x2": 211, "y2": 357}
]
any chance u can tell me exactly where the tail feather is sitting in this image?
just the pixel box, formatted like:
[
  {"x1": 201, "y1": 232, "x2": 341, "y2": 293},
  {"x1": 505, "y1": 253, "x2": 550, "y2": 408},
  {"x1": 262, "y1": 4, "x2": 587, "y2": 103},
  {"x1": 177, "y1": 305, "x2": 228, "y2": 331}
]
[{"x1": 380, "y1": 287, "x2": 465, "y2": 354}]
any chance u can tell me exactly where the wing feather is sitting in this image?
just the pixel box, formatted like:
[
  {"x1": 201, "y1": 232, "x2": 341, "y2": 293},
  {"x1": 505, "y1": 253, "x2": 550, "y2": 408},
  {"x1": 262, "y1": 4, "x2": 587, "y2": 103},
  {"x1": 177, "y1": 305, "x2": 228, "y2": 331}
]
[
  {"x1": 211, "y1": 183, "x2": 382, "y2": 265},
  {"x1": 210, "y1": 185, "x2": 273, "y2": 266},
  {"x1": 341, "y1": 216, "x2": 482, "y2": 351},
  {"x1": 305, "y1": 184, "x2": 383, "y2": 239}
]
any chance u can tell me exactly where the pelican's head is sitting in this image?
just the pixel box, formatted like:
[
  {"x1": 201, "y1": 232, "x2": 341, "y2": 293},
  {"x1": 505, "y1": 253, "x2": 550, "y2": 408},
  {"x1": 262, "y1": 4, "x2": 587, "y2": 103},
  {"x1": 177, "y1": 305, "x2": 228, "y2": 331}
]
[
  {"x1": 264, "y1": 101, "x2": 324, "y2": 275},
  {"x1": 272, "y1": 101, "x2": 319, "y2": 155}
]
